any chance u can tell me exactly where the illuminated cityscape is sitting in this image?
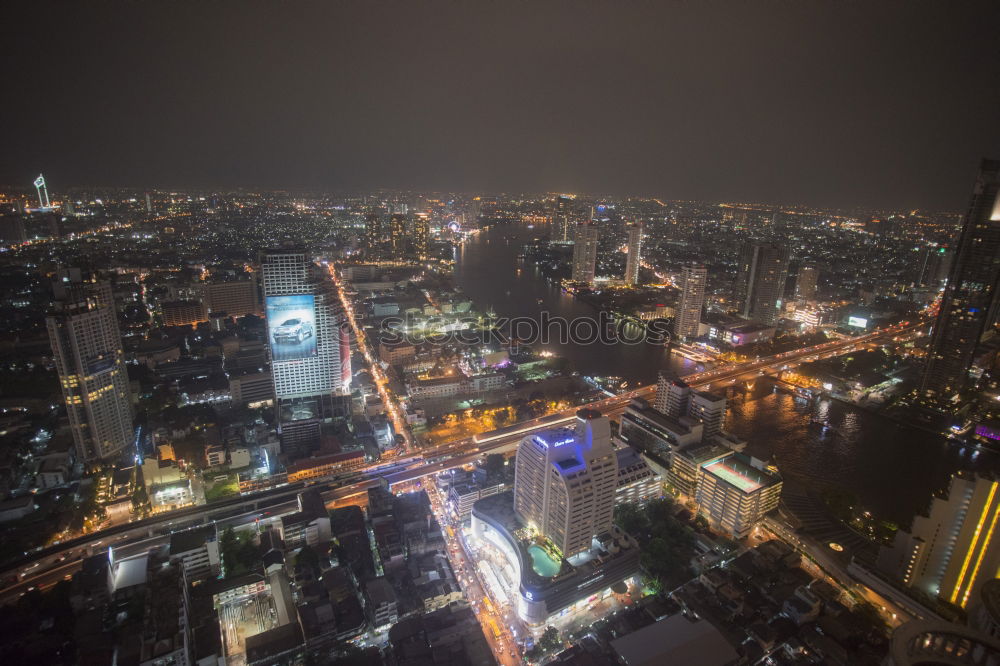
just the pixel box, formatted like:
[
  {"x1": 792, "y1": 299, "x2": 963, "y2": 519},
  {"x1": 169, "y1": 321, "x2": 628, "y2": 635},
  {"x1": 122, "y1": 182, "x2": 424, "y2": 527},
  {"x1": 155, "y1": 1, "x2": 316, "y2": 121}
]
[{"x1": 1, "y1": 2, "x2": 1000, "y2": 666}]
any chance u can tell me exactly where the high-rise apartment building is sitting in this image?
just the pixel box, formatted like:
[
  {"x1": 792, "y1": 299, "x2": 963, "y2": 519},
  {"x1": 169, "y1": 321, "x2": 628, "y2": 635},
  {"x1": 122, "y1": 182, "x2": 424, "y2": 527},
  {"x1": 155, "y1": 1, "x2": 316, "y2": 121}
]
[
  {"x1": 261, "y1": 250, "x2": 345, "y2": 425},
  {"x1": 795, "y1": 264, "x2": 819, "y2": 302},
  {"x1": 735, "y1": 241, "x2": 790, "y2": 325},
  {"x1": 920, "y1": 160, "x2": 1000, "y2": 400},
  {"x1": 674, "y1": 263, "x2": 707, "y2": 339},
  {"x1": 877, "y1": 474, "x2": 1000, "y2": 609},
  {"x1": 365, "y1": 213, "x2": 382, "y2": 258},
  {"x1": 389, "y1": 214, "x2": 407, "y2": 259},
  {"x1": 513, "y1": 409, "x2": 618, "y2": 558},
  {"x1": 571, "y1": 222, "x2": 600, "y2": 285},
  {"x1": 47, "y1": 272, "x2": 133, "y2": 464},
  {"x1": 624, "y1": 222, "x2": 642, "y2": 286},
  {"x1": 413, "y1": 212, "x2": 430, "y2": 260}
]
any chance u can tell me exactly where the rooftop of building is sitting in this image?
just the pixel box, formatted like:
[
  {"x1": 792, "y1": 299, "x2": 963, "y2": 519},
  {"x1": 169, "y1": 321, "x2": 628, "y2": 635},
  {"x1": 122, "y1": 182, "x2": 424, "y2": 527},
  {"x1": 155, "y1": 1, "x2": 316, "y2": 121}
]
[
  {"x1": 610, "y1": 614, "x2": 739, "y2": 666},
  {"x1": 674, "y1": 441, "x2": 733, "y2": 465},
  {"x1": 284, "y1": 449, "x2": 363, "y2": 474},
  {"x1": 624, "y1": 399, "x2": 697, "y2": 434},
  {"x1": 244, "y1": 622, "x2": 303, "y2": 664},
  {"x1": 169, "y1": 525, "x2": 215, "y2": 555},
  {"x1": 702, "y1": 454, "x2": 781, "y2": 494}
]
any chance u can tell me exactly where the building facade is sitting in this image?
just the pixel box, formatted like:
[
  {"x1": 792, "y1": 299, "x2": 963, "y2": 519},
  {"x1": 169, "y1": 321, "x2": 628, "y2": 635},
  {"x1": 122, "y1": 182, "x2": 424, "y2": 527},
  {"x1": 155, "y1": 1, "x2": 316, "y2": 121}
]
[
  {"x1": 920, "y1": 160, "x2": 1000, "y2": 400},
  {"x1": 261, "y1": 250, "x2": 346, "y2": 423},
  {"x1": 47, "y1": 276, "x2": 133, "y2": 464},
  {"x1": 571, "y1": 223, "x2": 600, "y2": 285},
  {"x1": 877, "y1": 473, "x2": 1000, "y2": 609},
  {"x1": 735, "y1": 241, "x2": 790, "y2": 325},
  {"x1": 513, "y1": 409, "x2": 618, "y2": 558},
  {"x1": 624, "y1": 222, "x2": 642, "y2": 286},
  {"x1": 674, "y1": 263, "x2": 707, "y2": 339}
]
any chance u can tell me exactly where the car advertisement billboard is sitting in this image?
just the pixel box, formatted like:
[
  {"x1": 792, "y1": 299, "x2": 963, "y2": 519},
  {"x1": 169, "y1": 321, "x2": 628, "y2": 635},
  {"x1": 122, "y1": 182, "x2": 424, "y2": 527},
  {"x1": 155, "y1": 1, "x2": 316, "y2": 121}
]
[{"x1": 266, "y1": 294, "x2": 317, "y2": 362}]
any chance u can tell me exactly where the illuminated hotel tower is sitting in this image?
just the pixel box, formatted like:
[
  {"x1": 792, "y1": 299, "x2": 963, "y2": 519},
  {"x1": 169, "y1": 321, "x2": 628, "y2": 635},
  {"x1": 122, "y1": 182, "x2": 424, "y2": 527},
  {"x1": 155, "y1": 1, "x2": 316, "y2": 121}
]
[
  {"x1": 571, "y1": 222, "x2": 600, "y2": 284},
  {"x1": 513, "y1": 409, "x2": 618, "y2": 558},
  {"x1": 624, "y1": 222, "x2": 642, "y2": 286},
  {"x1": 920, "y1": 159, "x2": 1000, "y2": 400},
  {"x1": 46, "y1": 271, "x2": 133, "y2": 464},
  {"x1": 674, "y1": 263, "x2": 707, "y2": 339},
  {"x1": 877, "y1": 473, "x2": 1000, "y2": 609}
]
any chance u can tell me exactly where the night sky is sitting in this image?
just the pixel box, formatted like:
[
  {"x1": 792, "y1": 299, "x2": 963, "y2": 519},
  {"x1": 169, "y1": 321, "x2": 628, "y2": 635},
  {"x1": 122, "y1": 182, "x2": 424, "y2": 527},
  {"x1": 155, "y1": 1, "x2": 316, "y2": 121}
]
[{"x1": 4, "y1": 1, "x2": 1000, "y2": 209}]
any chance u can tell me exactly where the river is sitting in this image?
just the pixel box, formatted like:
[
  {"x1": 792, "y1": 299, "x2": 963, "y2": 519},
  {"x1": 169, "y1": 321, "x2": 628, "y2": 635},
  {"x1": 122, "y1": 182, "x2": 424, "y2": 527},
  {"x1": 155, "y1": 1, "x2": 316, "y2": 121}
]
[{"x1": 454, "y1": 223, "x2": 1000, "y2": 526}]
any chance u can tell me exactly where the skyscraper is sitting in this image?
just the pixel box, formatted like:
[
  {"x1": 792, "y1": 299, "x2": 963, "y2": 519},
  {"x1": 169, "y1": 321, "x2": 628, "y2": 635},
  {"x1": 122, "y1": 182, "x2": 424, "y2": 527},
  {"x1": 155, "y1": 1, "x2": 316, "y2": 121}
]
[
  {"x1": 389, "y1": 213, "x2": 407, "y2": 259},
  {"x1": 553, "y1": 195, "x2": 572, "y2": 242},
  {"x1": 364, "y1": 213, "x2": 382, "y2": 258},
  {"x1": 795, "y1": 264, "x2": 819, "y2": 302},
  {"x1": 674, "y1": 263, "x2": 707, "y2": 339},
  {"x1": 624, "y1": 222, "x2": 642, "y2": 286},
  {"x1": 735, "y1": 241, "x2": 790, "y2": 325},
  {"x1": 47, "y1": 271, "x2": 133, "y2": 465},
  {"x1": 513, "y1": 409, "x2": 618, "y2": 558},
  {"x1": 571, "y1": 222, "x2": 599, "y2": 284},
  {"x1": 920, "y1": 160, "x2": 1000, "y2": 400},
  {"x1": 877, "y1": 474, "x2": 1000, "y2": 609},
  {"x1": 261, "y1": 250, "x2": 345, "y2": 426},
  {"x1": 413, "y1": 212, "x2": 430, "y2": 260}
]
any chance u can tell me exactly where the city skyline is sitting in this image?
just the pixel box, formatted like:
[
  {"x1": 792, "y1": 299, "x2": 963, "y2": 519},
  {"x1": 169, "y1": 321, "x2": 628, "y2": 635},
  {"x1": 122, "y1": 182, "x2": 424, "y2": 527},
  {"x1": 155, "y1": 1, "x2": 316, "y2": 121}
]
[{"x1": 3, "y1": 2, "x2": 1000, "y2": 664}]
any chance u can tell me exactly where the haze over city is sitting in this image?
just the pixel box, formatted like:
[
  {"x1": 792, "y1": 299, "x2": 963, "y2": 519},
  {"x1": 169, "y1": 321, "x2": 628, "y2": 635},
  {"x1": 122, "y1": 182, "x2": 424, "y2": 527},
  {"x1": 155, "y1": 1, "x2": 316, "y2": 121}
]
[
  {"x1": 3, "y1": 1, "x2": 1000, "y2": 208},
  {"x1": 2, "y1": 2, "x2": 1000, "y2": 666}
]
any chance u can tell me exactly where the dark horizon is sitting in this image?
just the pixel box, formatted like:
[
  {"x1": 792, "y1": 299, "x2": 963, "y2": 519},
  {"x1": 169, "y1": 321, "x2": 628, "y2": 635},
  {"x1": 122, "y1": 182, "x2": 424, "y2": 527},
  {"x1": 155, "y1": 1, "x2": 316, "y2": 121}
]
[{"x1": 4, "y1": 1, "x2": 1000, "y2": 210}]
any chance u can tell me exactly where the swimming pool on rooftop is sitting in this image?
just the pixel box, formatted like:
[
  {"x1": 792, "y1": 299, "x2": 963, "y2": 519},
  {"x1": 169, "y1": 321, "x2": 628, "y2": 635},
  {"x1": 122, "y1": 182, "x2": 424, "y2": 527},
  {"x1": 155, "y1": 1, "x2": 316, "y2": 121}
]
[{"x1": 527, "y1": 544, "x2": 561, "y2": 577}]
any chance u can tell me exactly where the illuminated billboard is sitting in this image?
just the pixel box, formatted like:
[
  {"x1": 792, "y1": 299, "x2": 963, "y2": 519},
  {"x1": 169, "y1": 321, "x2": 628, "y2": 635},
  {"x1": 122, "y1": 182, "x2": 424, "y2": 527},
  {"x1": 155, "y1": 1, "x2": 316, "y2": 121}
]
[
  {"x1": 266, "y1": 294, "x2": 317, "y2": 362},
  {"x1": 848, "y1": 316, "x2": 868, "y2": 328}
]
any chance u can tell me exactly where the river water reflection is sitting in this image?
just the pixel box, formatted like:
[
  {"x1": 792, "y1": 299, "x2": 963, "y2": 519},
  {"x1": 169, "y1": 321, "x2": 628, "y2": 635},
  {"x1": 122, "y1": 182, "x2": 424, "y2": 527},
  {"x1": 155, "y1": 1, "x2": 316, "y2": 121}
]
[{"x1": 455, "y1": 223, "x2": 999, "y2": 525}]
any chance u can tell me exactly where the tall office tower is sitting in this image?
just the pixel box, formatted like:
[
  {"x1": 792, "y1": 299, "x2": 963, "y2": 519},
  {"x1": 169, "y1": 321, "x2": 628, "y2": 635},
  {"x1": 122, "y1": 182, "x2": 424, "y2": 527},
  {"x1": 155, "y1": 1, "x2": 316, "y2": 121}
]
[
  {"x1": 654, "y1": 373, "x2": 690, "y2": 418},
  {"x1": 63, "y1": 199, "x2": 75, "y2": 216},
  {"x1": 795, "y1": 264, "x2": 819, "y2": 302},
  {"x1": 688, "y1": 391, "x2": 726, "y2": 438},
  {"x1": 553, "y1": 195, "x2": 572, "y2": 242},
  {"x1": 734, "y1": 241, "x2": 790, "y2": 325},
  {"x1": 513, "y1": 409, "x2": 618, "y2": 558},
  {"x1": 413, "y1": 212, "x2": 430, "y2": 260},
  {"x1": 674, "y1": 263, "x2": 707, "y2": 339},
  {"x1": 624, "y1": 222, "x2": 642, "y2": 286},
  {"x1": 571, "y1": 222, "x2": 600, "y2": 284},
  {"x1": 47, "y1": 272, "x2": 133, "y2": 465},
  {"x1": 920, "y1": 160, "x2": 1000, "y2": 400},
  {"x1": 389, "y1": 213, "x2": 407, "y2": 259},
  {"x1": 261, "y1": 250, "x2": 345, "y2": 426},
  {"x1": 364, "y1": 213, "x2": 383, "y2": 258},
  {"x1": 145, "y1": 192, "x2": 153, "y2": 214},
  {"x1": 877, "y1": 474, "x2": 1000, "y2": 609},
  {"x1": 917, "y1": 247, "x2": 952, "y2": 287}
]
